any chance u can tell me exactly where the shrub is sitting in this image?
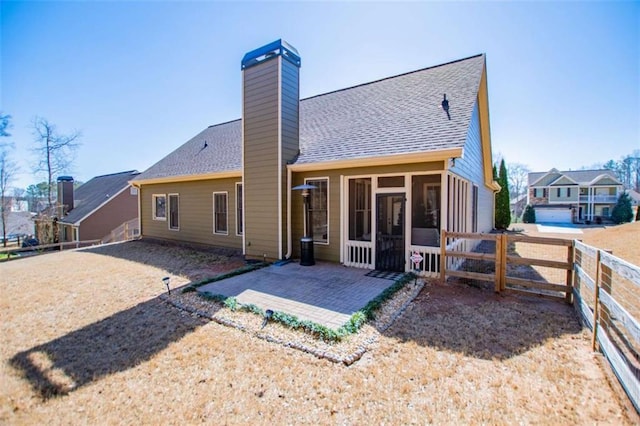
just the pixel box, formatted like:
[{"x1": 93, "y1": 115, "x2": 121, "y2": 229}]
[
  {"x1": 522, "y1": 204, "x2": 536, "y2": 223},
  {"x1": 494, "y1": 159, "x2": 511, "y2": 229},
  {"x1": 611, "y1": 192, "x2": 634, "y2": 224}
]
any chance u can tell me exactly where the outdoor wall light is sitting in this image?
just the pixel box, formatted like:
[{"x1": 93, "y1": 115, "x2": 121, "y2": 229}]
[{"x1": 162, "y1": 276, "x2": 171, "y2": 295}]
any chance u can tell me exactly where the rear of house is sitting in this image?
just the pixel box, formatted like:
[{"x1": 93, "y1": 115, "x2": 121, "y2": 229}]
[{"x1": 132, "y1": 40, "x2": 499, "y2": 275}]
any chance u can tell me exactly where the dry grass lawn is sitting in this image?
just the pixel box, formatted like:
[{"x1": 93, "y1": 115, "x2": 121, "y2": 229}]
[{"x1": 1, "y1": 240, "x2": 637, "y2": 424}]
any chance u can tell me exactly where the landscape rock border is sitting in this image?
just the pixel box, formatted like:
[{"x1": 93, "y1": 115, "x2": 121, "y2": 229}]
[{"x1": 160, "y1": 278, "x2": 427, "y2": 365}]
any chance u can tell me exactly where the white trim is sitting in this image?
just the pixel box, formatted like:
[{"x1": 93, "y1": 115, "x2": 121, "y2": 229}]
[
  {"x1": 212, "y1": 191, "x2": 229, "y2": 235},
  {"x1": 168, "y1": 193, "x2": 180, "y2": 231},
  {"x1": 235, "y1": 182, "x2": 243, "y2": 236},
  {"x1": 241, "y1": 69, "x2": 246, "y2": 255},
  {"x1": 277, "y1": 56, "x2": 283, "y2": 260},
  {"x1": 304, "y1": 177, "x2": 330, "y2": 245},
  {"x1": 288, "y1": 149, "x2": 462, "y2": 172},
  {"x1": 130, "y1": 171, "x2": 242, "y2": 186},
  {"x1": 152, "y1": 193, "x2": 167, "y2": 221},
  {"x1": 339, "y1": 174, "x2": 345, "y2": 264},
  {"x1": 60, "y1": 185, "x2": 131, "y2": 226},
  {"x1": 286, "y1": 167, "x2": 292, "y2": 259}
]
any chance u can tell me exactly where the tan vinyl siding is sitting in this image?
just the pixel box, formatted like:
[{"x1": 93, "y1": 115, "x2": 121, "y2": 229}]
[
  {"x1": 291, "y1": 161, "x2": 444, "y2": 262},
  {"x1": 243, "y1": 58, "x2": 281, "y2": 259},
  {"x1": 140, "y1": 179, "x2": 241, "y2": 248}
]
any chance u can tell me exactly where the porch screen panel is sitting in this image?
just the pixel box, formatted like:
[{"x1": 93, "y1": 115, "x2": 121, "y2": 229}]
[
  {"x1": 348, "y1": 178, "x2": 371, "y2": 241},
  {"x1": 307, "y1": 179, "x2": 328, "y2": 243},
  {"x1": 411, "y1": 175, "x2": 441, "y2": 246}
]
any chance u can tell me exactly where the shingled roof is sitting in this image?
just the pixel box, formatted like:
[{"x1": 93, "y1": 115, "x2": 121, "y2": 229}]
[
  {"x1": 135, "y1": 54, "x2": 485, "y2": 182},
  {"x1": 59, "y1": 170, "x2": 139, "y2": 225},
  {"x1": 528, "y1": 169, "x2": 621, "y2": 187}
]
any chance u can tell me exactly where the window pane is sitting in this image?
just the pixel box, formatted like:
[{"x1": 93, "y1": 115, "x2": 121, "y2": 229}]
[
  {"x1": 348, "y1": 178, "x2": 371, "y2": 241},
  {"x1": 411, "y1": 175, "x2": 441, "y2": 246},
  {"x1": 169, "y1": 195, "x2": 179, "y2": 229},
  {"x1": 154, "y1": 196, "x2": 166, "y2": 220},
  {"x1": 214, "y1": 193, "x2": 228, "y2": 233},
  {"x1": 378, "y1": 176, "x2": 404, "y2": 188},
  {"x1": 307, "y1": 179, "x2": 328, "y2": 243},
  {"x1": 236, "y1": 184, "x2": 243, "y2": 235}
]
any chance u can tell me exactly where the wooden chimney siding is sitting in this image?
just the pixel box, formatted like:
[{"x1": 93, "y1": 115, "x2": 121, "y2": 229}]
[{"x1": 242, "y1": 44, "x2": 300, "y2": 261}]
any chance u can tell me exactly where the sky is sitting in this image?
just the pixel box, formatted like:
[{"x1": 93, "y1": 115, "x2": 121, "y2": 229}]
[{"x1": 1, "y1": 1, "x2": 638, "y2": 190}]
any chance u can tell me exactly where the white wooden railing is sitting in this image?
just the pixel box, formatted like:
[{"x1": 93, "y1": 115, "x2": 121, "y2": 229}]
[
  {"x1": 344, "y1": 240, "x2": 374, "y2": 269},
  {"x1": 407, "y1": 245, "x2": 441, "y2": 277}
]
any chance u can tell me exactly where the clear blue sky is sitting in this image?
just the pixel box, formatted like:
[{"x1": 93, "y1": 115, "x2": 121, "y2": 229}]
[{"x1": 1, "y1": 1, "x2": 638, "y2": 189}]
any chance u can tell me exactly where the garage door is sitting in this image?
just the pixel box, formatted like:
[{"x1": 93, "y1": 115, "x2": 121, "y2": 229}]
[{"x1": 535, "y1": 208, "x2": 572, "y2": 224}]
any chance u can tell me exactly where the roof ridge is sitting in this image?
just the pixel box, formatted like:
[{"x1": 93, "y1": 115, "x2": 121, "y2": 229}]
[
  {"x1": 300, "y1": 53, "x2": 485, "y2": 102},
  {"x1": 207, "y1": 118, "x2": 242, "y2": 129},
  {"x1": 91, "y1": 170, "x2": 139, "y2": 179}
]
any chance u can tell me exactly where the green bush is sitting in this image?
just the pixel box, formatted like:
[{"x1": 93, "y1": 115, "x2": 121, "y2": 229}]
[
  {"x1": 611, "y1": 192, "x2": 634, "y2": 224},
  {"x1": 522, "y1": 204, "x2": 536, "y2": 223}
]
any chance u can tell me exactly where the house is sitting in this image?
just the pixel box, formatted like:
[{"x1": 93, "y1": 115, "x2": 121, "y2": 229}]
[
  {"x1": 57, "y1": 171, "x2": 140, "y2": 242},
  {"x1": 628, "y1": 189, "x2": 640, "y2": 220},
  {"x1": 131, "y1": 40, "x2": 499, "y2": 275},
  {"x1": 527, "y1": 168, "x2": 623, "y2": 224}
]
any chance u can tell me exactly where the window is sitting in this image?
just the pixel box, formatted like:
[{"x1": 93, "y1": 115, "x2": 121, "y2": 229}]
[
  {"x1": 567, "y1": 188, "x2": 571, "y2": 197},
  {"x1": 213, "y1": 192, "x2": 228, "y2": 234},
  {"x1": 152, "y1": 195, "x2": 166, "y2": 220},
  {"x1": 306, "y1": 178, "x2": 328, "y2": 244},
  {"x1": 168, "y1": 194, "x2": 179, "y2": 230},
  {"x1": 348, "y1": 178, "x2": 371, "y2": 241},
  {"x1": 557, "y1": 188, "x2": 561, "y2": 197},
  {"x1": 236, "y1": 183, "x2": 243, "y2": 235}
]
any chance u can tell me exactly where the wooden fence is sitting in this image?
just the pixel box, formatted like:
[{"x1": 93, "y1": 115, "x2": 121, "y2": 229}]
[
  {"x1": 101, "y1": 219, "x2": 140, "y2": 244},
  {"x1": 440, "y1": 231, "x2": 574, "y2": 302},
  {"x1": 440, "y1": 231, "x2": 639, "y2": 413},
  {"x1": 573, "y1": 240, "x2": 640, "y2": 413},
  {"x1": 0, "y1": 240, "x2": 102, "y2": 262}
]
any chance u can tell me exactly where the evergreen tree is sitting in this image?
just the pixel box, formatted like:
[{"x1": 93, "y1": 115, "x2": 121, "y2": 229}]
[
  {"x1": 494, "y1": 159, "x2": 511, "y2": 229},
  {"x1": 522, "y1": 204, "x2": 536, "y2": 223},
  {"x1": 611, "y1": 192, "x2": 633, "y2": 224},
  {"x1": 636, "y1": 204, "x2": 640, "y2": 222}
]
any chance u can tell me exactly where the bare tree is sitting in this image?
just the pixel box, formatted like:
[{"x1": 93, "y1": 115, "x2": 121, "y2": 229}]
[
  {"x1": 31, "y1": 117, "x2": 81, "y2": 211},
  {"x1": 1, "y1": 150, "x2": 20, "y2": 247},
  {"x1": 507, "y1": 162, "x2": 530, "y2": 220}
]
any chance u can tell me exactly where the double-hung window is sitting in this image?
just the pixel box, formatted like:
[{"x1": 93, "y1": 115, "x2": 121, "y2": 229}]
[
  {"x1": 152, "y1": 194, "x2": 166, "y2": 221},
  {"x1": 236, "y1": 183, "x2": 243, "y2": 235},
  {"x1": 168, "y1": 194, "x2": 179, "y2": 230},
  {"x1": 213, "y1": 192, "x2": 228, "y2": 235}
]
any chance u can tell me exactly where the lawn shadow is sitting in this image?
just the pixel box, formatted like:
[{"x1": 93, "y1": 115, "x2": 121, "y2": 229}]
[
  {"x1": 9, "y1": 296, "x2": 219, "y2": 399},
  {"x1": 383, "y1": 281, "x2": 582, "y2": 361},
  {"x1": 80, "y1": 239, "x2": 246, "y2": 283}
]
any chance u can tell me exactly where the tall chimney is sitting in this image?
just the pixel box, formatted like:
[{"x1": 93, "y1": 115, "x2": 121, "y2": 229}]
[
  {"x1": 57, "y1": 176, "x2": 74, "y2": 217},
  {"x1": 241, "y1": 40, "x2": 301, "y2": 261}
]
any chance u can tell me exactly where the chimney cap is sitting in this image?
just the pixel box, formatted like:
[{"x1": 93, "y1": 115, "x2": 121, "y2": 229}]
[
  {"x1": 241, "y1": 39, "x2": 301, "y2": 70},
  {"x1": 57, "y1": 176, "x2": 74, "y2": 182}
]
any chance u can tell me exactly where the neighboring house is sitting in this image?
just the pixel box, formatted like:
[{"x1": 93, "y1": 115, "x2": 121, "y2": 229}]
[
  {"x1": 527, "y1": 169, "x2": 623, "y2": 224},
  {"x1": 131, "y1": 40, "x2": 499, "y2": 274},
  {"x1": 58, "y1": 171, "x2": 140, "y2": 242}
]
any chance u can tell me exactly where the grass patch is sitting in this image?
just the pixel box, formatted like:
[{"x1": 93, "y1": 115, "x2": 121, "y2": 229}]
[
  {"x1": 182, "y1": 262, "x2": 269, "y2": 293},
  {"x1": 199, "y1": 272, "x2": 415, "y2": 342}
]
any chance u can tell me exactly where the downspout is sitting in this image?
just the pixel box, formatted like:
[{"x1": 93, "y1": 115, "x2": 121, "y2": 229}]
[
  {"x1": 285, "y1": 166, "x2": 292, "y2": 259},
  {"x1": 133, "y1": 182, "x2": 142, "y2": 240}
]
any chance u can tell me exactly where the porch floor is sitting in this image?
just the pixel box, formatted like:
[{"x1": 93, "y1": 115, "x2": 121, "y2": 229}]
[{"x1": 196, "y1": 261, "x2": 400, "y2": 329}]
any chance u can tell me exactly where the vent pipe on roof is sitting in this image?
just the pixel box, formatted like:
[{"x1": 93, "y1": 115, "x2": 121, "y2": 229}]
[{"x1": 441, "y1": 94, "x2": 451, "y2": 120}]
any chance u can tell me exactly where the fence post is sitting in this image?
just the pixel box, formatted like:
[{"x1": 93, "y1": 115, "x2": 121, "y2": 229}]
[
  {"x1": 500, "y1": 233, "x2": 507, "y2": 291},
  {"x1": 565, "y1": 241, "x2": 575, "y2": 304},
  {"x1": 494, "y1": 234, "x2": 502, "y2": 292},
  {"x1": 125, "y1": 222, "x2": 129, "y2": 240},
  {"x1": 439, "y1": 231, "x2": 447, "y2": 284},
  {"x1": 591, "y1": 249, "x2": 602, "y2": 351},
  {"x1": 596, "y1": 250, "x2": 614, "y2": 351}
]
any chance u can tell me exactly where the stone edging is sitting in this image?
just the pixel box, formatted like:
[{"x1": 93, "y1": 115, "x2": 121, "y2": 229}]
[{"x1": 159, "y1": 279, "x2": 425, "y2": 365}]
